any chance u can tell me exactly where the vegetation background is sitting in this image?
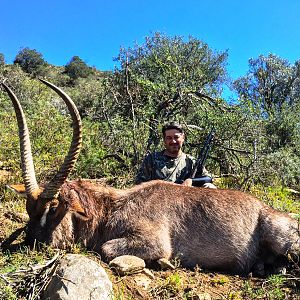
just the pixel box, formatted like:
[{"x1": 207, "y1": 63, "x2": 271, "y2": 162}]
[{"x1": 0, "y1": 33, "x2": 300, "y2": 299}]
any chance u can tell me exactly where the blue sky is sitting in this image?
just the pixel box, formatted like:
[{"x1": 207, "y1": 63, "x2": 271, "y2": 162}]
[{"x1": 1, "y1": 0, "x2": 300, "y2": 85}]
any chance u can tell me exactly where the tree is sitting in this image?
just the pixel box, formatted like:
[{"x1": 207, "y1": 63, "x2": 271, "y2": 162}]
[
  {"x1": 113, "y1": 33, "x2": 228, "y2": 115},
  {"x1": 234, "y1": 54, "x2": 300, "y2": 149},
  {"x1": 108, "y1": 33, "x2": 229, "y2": 152},
  {"x1": 64, "y1": 56, "x2": 92, "y2": 80},
  {"x1": 13, "y1": 47, "x2": 47, "y2": 75},
  {"x1": 76, "y1": 32, "x2": 240, "y2": 182},
  {"x1": 234, "y1": 54, "x2": 300, "y2": 187},
  {"x1": 233, "y1": 54, "x2": 300, "y2": 119}
]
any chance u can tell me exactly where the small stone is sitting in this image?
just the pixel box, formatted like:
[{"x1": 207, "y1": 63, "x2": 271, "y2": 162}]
[
  {"x1": 157, "y1": 258, "x2": 175, "y2": 270},
  {"x1": 197, "y1": 292, "x2": 212, "y2": 300},
  {"x1": 109, "y1": 255, "x2": 146, "y2": 276},
  {"x1": 142, "y1": 268, "x2": 155, "y2": 279}
]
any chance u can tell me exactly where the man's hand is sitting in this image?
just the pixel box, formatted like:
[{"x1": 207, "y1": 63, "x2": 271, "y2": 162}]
[
  {"x1": 182, "y1": 178, "x2": 217, "y2": 188},
  {"x1": 182, "y1": 178, "x2": 193, "y2": 186}
]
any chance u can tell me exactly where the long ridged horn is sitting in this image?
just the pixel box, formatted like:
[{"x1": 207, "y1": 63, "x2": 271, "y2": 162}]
[
  {"x1": 39, "y1": 79, "x2": 82, "y2": 200},
  {"x1": 1, "y1": 81, "x2": 39, "y2": 199}
]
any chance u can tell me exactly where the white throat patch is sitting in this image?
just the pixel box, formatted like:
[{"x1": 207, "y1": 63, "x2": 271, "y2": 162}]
[{"x1": 40, "y1": 207, "x2": 49, "y2": 227}]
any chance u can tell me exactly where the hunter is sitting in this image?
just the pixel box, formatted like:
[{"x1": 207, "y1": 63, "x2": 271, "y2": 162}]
[{"x1": 135, "y1": 122, "x2": 216, "y2": 188}]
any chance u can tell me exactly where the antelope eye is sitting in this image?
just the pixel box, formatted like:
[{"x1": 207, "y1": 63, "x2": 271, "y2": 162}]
[{"x1": 48, "y1": 206, "x2": 57, "y2": 215}]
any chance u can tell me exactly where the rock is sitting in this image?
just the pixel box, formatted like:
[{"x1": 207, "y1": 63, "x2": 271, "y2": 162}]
[
  {"x1": 43, "y1": 254, "x2": 113, "y2": 300},
  {"x1": 142, "y1": 268, "x2": 155, "y2": 279},
  {"x1": 198, "y1": 293, "x2": 212, "y2": 300},
  {"x1": 157, "y1": 258, "x2": 175, "y2": 270},
  {"x1": 109, "y1": 255, "x2": 146, "y2": 276}
]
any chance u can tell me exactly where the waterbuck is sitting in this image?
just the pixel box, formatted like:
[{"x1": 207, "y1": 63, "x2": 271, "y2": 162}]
[{"x1": 2, "y1": 79, "x2": 300, "y2": 275}]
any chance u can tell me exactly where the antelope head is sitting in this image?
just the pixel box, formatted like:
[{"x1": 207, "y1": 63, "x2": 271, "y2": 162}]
[{"x1": 2, "y1": 79, "x2": 84, "y2": 245}]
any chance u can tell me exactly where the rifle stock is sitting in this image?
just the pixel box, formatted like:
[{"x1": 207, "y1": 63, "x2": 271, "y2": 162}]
[{"x1": 192, "y1": 176, "x2": 213, "y2": 187}]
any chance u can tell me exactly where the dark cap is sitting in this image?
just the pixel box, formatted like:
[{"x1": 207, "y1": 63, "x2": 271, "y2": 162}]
[{"x1": 162, "y1": 122, "x2": 184, "y2": 136}]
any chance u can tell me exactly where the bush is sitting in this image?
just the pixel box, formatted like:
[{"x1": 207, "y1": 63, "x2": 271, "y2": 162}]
[
  {"x1": 13, "y1": 48, "x2": 48, "y2": 76},
  {"x1": 64, "y1": 56, "x2": 92, "y2": 81}
]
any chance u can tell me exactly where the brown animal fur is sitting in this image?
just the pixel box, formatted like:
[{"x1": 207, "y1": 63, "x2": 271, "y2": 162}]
[
  {"x1": 3, "y1": 79, "x2": 299, "y2": 275},
  {"x1": 24, "y1": 179, "x2": 300, "y2": 275}
]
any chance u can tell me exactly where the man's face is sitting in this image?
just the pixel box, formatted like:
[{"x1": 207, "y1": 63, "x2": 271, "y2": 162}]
[{"x1": 163, "y1": 129, "x2": 185, "y2": 156}]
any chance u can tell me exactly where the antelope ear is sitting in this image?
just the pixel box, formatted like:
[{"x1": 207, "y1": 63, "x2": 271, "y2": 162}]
[
  {"x1": 6, "y1": 184, "x2": 42, "y2": 199},
  {"x1": 71, "y1": 200, "x2": 89, "y2": 220},
  {"x1": 6, "y1": 184, "x2": 27, "y2": 197}
]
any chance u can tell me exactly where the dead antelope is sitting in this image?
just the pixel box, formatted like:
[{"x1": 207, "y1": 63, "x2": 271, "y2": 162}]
[{"x1": 2, "y1": 79, "x2": 300, "y2": 275}]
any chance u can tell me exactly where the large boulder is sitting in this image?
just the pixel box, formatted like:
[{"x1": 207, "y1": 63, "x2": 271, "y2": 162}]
[{"x1": 43, "y1": 254, "x2": 113, "y2": 300}]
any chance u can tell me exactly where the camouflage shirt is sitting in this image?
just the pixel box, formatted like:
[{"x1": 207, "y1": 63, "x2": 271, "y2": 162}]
[{"x1": 135, "y1": 150, "x2": 209, "y2": 184}]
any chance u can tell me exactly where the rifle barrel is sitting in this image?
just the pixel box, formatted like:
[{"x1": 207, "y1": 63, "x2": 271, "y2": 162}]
[{"x1": 191, "y1": 128, "x2": 215, "y2": 178}]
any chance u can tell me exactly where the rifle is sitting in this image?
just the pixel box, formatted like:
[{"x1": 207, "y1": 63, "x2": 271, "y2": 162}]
[{"x1": 191, "y1": 128, "x2": 215, "y2": 187}]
